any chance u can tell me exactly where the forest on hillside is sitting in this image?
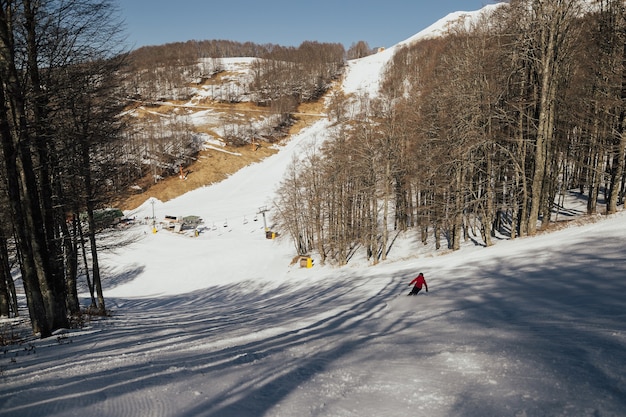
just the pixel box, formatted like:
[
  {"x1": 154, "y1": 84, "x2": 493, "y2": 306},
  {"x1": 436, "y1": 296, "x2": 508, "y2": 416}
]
[
  {"x1": 0, "y1": 0, "x2": 625, "y2": 338},
  {"x1": 119, "y1": 38, "x2": 346, "y2": 185},
  {"x1": 124, "y1": 39, "x2": 347, "y2": 103},
  {"x1": 274, "y1": 0, "x2": 626, "y2": 266},
  {"x1": 0, "y1": 0, "x2": 346, "y2": 337}
]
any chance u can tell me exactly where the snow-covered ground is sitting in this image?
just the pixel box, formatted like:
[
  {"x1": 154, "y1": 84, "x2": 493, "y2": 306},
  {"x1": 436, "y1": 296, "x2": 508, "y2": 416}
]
[{"x1": 2, "y1": 5, "x2": 626, "y2": 417}]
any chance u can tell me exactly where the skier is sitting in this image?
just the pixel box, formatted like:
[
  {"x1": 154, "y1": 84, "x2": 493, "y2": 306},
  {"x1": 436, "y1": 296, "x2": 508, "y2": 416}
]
[{"x1": 407, "y1": 272, "x2": 428, "y2": 296}]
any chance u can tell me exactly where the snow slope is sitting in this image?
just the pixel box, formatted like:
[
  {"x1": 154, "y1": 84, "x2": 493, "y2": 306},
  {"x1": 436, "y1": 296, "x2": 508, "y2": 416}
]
[
  {"x1": 342, "y1": 5, "x2": 502, "y2": 98},
  {"x1": 1, "y1": 5, "x2": 625, "y2": 417}
]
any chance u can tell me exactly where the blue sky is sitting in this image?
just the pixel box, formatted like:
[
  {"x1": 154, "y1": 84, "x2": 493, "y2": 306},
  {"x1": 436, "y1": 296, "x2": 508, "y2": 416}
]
[{"x1": 118, "y1": 1, "x2": 501, "y2": 50}]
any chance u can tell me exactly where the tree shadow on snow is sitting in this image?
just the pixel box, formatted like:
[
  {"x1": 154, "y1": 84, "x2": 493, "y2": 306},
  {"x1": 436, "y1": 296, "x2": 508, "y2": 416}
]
[
  {"x1": 0, "y1": 273, "x2": 412, "y2": 417},
  {"x1": 2, "y1": 227, "x2": 625, "y2": 417},
  {"x1": 438, "y1": 239, "x2": 626, "y2": 416}
]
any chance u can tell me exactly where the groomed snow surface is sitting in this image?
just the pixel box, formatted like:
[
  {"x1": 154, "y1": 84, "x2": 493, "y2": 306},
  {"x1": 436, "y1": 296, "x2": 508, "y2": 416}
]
[
  {"x1": 3, "y1": 197, "x2": 625, "y2": 417},
  {"x1": 2, "y1": 6, "x2": 626, "y2": 416}
]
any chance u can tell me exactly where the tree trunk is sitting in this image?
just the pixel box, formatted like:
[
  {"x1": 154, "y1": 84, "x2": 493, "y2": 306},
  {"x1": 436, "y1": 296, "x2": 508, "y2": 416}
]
[
  {"x1": 0, "y1": 236, "x2": 19, "y2": 317},
  {"x1": 528, "y1": 66, "x2": 556, "y2": 234},
  {"x1": 608, "y1": 40, "x2": 626, "y2": 213},
  {"x1": 0, "y1": 237, "x2": 11, "y2": 317},
  {"x1": 62, "y1": 213, "x2": 80, "y2": 316},
  {"x1": 380, "y1": 159, "x2": 391, "y2": 261},
  {"x1": 588, "y1": 146, "x2": 601, "y2": 214},
  {"x1": 527, "y1": 0, "x2": 577, "y2": 235},
  {"x1": 78, "y1": 219, "x2": 96, "y2": 308},
  {"x1": 0, "y1": 19, "x2": 68, "y2": 336},
  {"x1": 452, "y1": 168, "x2": 463, "y2": 251}
]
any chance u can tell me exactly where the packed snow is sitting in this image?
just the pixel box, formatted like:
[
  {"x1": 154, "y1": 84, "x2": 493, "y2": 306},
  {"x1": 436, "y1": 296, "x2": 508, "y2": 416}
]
[{"x1": 1, "y1": 5, "x2": 625, "y2": 417}]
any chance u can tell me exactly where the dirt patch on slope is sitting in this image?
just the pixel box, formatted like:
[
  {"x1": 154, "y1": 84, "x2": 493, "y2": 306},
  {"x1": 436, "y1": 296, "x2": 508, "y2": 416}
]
[
  {"x1": 119, "y1": 142, "x2": 277, "y2": 211},
  {"x1": 118, "y1": 98, "x2": 328, "y2": 211}
]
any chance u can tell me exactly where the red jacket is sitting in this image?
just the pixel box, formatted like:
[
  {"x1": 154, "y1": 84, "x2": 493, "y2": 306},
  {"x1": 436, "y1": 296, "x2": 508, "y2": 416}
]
[{"x1": 409, "y1": 274, "x2": 428, "y2": 291}]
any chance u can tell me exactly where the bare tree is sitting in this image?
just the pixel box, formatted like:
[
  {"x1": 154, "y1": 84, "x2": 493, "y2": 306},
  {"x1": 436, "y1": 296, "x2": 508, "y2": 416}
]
[
  {"x1": 508, "y1": 0, "x2": 583, "y2": 234},
  {"x1": 0, "y1": 0, "x2": 125, "y2": 336},
  {"x1": 347, "y1": 40, "x2": 373, "y2": 59},
  {"x1": 278, "y1": 1, "x2": 625, "y2": 263}
]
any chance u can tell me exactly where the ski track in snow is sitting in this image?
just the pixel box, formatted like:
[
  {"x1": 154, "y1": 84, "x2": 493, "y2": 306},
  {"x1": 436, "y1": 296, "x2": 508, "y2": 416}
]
[
  {"x1": 2, "y1": 216, "x2": 626, "y2": 416},
  {"x1": 2, "y1": 5, "x2": 626, "y2": 416}
]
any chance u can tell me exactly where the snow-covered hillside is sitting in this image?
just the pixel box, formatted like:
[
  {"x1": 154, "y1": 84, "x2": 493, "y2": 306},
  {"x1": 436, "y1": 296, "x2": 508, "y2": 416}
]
[
  {"x1": 342, "y1": 4, "x2": 503, "y2": 98},
  {"x1": 1, "y1": 5, "x2": 625, "y2": 417}
]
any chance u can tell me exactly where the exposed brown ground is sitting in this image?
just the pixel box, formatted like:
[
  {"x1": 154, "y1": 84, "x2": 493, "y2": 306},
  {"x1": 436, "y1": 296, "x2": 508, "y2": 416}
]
[{"x1": 118, "y1": 97, "x2": 327, "y2": 211}]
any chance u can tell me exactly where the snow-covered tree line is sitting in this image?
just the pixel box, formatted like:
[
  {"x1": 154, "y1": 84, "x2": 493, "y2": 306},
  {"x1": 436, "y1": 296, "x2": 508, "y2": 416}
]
[
  {"x1": 124, "y1": 39, "x2": 281, "y2": 101},
  {"x1": 123, "y1": 39, "x2": 345, "y2": 107},
  {"x1": 275, "y1": 0, "x2": 626, "y2": 265},
  {"x1": 251, "y1": 41, "x2": 345, "y2": 105}
]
